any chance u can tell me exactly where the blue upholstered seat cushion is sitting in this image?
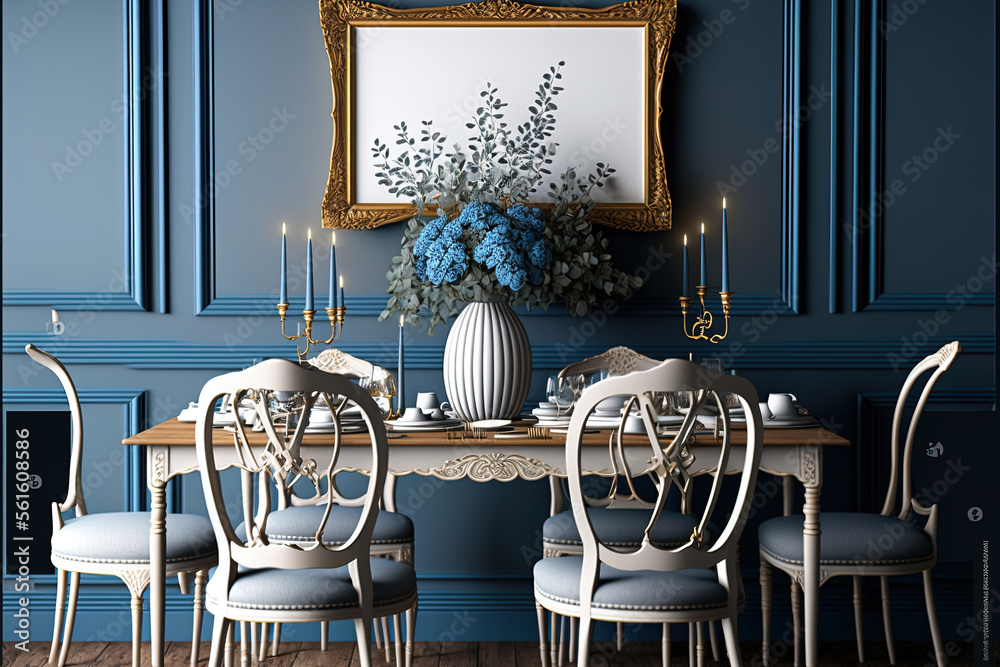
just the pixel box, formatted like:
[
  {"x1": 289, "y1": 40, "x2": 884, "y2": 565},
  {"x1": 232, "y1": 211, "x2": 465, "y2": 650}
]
[
  {"x1": 235, "y1": 505, "x2": 413, "y2": 546},
  {"x1": 758, "y1": 513, "x2": 934, "y2": 566},
  {"x1": 51, "y1": 512, "x2": 216, "y2": 565},
  {"x1": 543, "y1": 508, "x2": 715, "y2": 550},
  {"x1": 534, "y1": 557, "x2": 735, "y2": 611},
  {"x1": 206, "y1": 556, "x2": 416, "y2": 611}
]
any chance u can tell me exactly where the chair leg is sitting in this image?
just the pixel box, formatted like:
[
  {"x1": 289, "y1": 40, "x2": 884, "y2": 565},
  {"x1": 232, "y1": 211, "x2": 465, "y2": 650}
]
[
  {"x1": 577, "y1": 614, "x2": 592, "y2": 667},
  {"x1": 208, "y1": 616, "x2": 230, "y2": 667},
  {"x1": 557, "y1": 614, "x2": 567, "y2": 667},
  {"x1": 688, "y1": 622, "x2": 696, "y2": 667},
  {"x1": 790, "y1": 577, "x2": 802, "y2": 667},
  {"x1": 852, "y1": 576, "x2": 865, "y2": 663},
  {"x1": 696, "y1": 620, "x2": 706, "y2": 667},
  {"x1": 709, "y1": 619, "x2": 721, "y2": 661},
  {"x1": 322, "y1": 621, "x2": 329, "y2": 651},
  {"x1": 394, "y1": 613, "x2": 404, "y2": 666},
  {"x1": 374, "y1": 617, "x2": 383, "y2": 652},
  {"x1": 382, "y1": 616, "x2": 392, "y2": 662},
  {"x1": 272, "y1": 622, "x2": 281, "y2": 657},
  {"x1": 662, "y1": 623, "x2": 672, "y2": 667},
  {"x1": 881, "y1": 576, "x2": 896, "y2": 664},
  {"x1": 191, "y1": 569, "x2": 206, "y2": 667},
  {"x1": 617, "y1": 620, "x2": 624, "y2": 651},
  {"x1": 550, "y1": 612, "x2": 559, "y2": 666},
  {"x1": 258, "y1": 622, "x2": 269, "y2": 661},
  {"x1": 177, "y1": 570, "x2": 191, "y2": 595},
  {"x1": 535, "y1": 602, "x2": 550, "y2": 667},
  {"x1": 131, "y1": 592, "x2": 143, "y2": 667},
  {"x1": 405, "y1": 604, "x2": 417, "y2": 667},
  {"x1": 250, "y1": 622, "x2": 258, "y2": 663},
  {"x1": 225, "y1": 621, "x2": 235, "y2": 667},
  {"x1": 58, "y1": 572, "x2": 81, "y2": 667},
  {"x1": 722, "y1": 615, "x2": 743, "y2": 667},
  {"x1": 760, "y1": 560, "x2": 772, "y2": 667},
  {"x1": 355, "y1": 616, "x2": 373, "y2": 667},
  {"x1": 239, "y1": 622, "x2": 249, "y2": 667},
  {"x1": 49, "y1": 568, "x2": 67, "y2": 666},
  {"x1": 922, "y1": 571, "x2": 947, "y2": 667}
]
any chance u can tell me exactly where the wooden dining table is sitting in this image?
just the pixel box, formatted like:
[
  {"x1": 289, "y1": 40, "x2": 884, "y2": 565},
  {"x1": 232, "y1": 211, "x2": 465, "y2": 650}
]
[{"x1": 125, "y1": 418, "x2": 848, "y2": 667}]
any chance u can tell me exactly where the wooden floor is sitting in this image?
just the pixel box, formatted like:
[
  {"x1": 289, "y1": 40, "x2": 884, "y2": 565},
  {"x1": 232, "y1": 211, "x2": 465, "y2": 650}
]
[{"x1": 2, "y1": 641, "x2": 988, "y2": 667}]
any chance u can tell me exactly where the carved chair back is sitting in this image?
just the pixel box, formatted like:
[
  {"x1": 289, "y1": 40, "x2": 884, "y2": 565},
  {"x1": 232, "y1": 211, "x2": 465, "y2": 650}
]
[
  {"x1": 564, "y1": 358, "x2": 763, "y2": 617},
  {"x1": 195, "y1": 359, "x2": 388, "y2": 597},
  {"x1": 881, "y1": 341, "x2": 961, "y2": 522}
]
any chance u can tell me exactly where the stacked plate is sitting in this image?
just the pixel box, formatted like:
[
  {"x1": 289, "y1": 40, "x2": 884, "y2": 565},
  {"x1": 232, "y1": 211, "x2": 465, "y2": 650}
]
[{"x1": 530, "y1": 400, "x2": 573, "y2": 428}]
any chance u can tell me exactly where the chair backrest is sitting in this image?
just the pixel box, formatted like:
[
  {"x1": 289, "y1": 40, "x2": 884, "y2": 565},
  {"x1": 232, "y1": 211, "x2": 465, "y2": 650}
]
[
  {"x1": 557, "y1": 346, "x2": 660, "y2": 381},
  {"x1": 24, "y1": 344, "x2": 88, "y2": 519},
  {"x1": 565, "y1": 358, "x2": 762, "y2": 602},
  {"x1": 882, "y1": 341, "x2": 961, "y2": 521},
  {"x1": 195, "y1": 358, "x2": 388, "y2": 578}
]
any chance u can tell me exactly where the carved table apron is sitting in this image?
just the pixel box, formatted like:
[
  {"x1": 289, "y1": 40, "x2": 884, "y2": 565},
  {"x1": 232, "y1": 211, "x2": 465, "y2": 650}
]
[{"x1": 126, "y1": 419, "x2": 847, "y2": 667}]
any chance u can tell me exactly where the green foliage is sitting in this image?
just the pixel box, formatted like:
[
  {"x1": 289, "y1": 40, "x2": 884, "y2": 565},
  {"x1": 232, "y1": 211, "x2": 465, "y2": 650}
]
[{"x1": 373, "y1": 63, "x2": 644, "y2": 335}]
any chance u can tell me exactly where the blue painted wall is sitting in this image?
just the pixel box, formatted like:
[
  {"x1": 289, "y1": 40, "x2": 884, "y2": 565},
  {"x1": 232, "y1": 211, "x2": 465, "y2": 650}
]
[{"x1": 3, "y1": 0, "x2": 995, "y2": 647}]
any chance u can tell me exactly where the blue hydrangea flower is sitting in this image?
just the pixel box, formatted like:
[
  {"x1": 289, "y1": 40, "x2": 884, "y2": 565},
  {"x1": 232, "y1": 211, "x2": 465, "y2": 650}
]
[
  {"x1": 456, "y1": 201, "x2": 500, "y2": 230},
  {"x1": 507, "y1": 205, "x2": 547, "y2": 234},
  {"x1": 413, "y1": 216, "x2": 447, "y2": 257}
]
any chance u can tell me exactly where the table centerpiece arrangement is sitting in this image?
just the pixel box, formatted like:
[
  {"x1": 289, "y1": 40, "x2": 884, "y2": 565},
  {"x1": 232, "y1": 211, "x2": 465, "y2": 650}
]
[{"x1": 373, "y1": 62, "x2": 643, "y2": 421}]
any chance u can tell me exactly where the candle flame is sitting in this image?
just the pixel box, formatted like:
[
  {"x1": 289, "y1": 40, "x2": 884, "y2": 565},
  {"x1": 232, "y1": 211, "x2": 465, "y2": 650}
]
[
  {"x1": 683, "y1": 234, "x2": 687, "y2": 245},
  {"x1": 308, "y1": 228, "x2": 312, "y2": 240},
  {"x1": 399, "y1": 314, "x2": 405, "y2": 326},
  {"x1": 332, "y1": 230, "x2": 337, "y2": 245},
  {"x1": 701, "y1": 222, "x2": 705, "y2": 234},
  {"x1": 339, "y1": 275, "x2": 344, "y2": 288},
  {"x1": 723, "y1": 197, "x2": 727, "y2": 209},
  {"x1": 282, "y1": 222, "x2": 286, "y2": 235}
]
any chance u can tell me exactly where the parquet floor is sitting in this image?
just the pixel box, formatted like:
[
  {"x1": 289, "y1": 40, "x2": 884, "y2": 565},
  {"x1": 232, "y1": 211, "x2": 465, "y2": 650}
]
[{"x1": 1, "y1": 640, "x2": 988, "y2": 667}]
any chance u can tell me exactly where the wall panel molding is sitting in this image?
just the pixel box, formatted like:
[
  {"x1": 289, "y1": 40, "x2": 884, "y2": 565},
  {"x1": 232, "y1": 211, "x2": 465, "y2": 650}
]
[
  {"x1": 856, "y1": 386, "x2": 994, "y2": 514},
  {"x1": 3, "y1": 332, "x2": 992, "y2": 371},
  {"x1": 193, "y1": 0, "x2": 803, "y2": 317},
  {"x1": 1, "y1": 387, "x2": 147, "y2": 513},
  {"x1": 849, "y1": 0, "x2": 995, "y2": 312},
  {"x1": 1, "y1": 0, "x2": 159, "y2": 312}
]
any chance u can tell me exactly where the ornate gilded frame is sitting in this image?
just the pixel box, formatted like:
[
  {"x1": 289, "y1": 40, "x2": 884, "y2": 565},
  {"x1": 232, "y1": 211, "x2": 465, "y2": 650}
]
[{"x1": 318, "y1": 0, "x2": 676, "y2": 231}]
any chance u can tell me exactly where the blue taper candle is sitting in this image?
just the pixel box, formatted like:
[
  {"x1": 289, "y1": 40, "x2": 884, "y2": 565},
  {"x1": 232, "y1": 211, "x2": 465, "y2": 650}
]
[
  {"x1": 329, "y1": 231, "x2": 337, "y2": 309},
  {"x1": 397, "y1": 314, "x2": 405, "y2": 412},
  {"x1": 305, "y1": 229, "x2": 314, "y2": 310},
  {"x1": 721, "y1": 199, "x2": 730, "y2": 292},
  {"x1": 280, "y1": 223, "x2": 287, "y2": 303},
  {"x1": 339, "y1": 275, "x2": 345, "y2": 311},
  {"x1": 682, "y1": 234, "x2": 690, "y2": 296},
  {"x1": 700, "y1": 223, "x2": 707, "y2": 286}
]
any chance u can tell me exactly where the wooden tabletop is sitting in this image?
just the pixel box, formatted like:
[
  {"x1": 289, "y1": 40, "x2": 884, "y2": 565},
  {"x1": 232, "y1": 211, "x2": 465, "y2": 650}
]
[{"x1": 124, "y1": 418, "x2": 849, "y2": 448}]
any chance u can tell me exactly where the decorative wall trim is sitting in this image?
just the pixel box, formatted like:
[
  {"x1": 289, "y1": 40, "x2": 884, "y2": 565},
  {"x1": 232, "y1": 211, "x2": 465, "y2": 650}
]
[
  {"x1": 856, "y1": 386, "x2": 995, "y2": 513},
  {"x1": 1, "y1": 388, "x2": 147, "y2": 513},
  {"x1": 193, "y1": 1, "x2": 803, "y2": 317},
  {"x1": 850, "y1": 0, "x2": 995, "y2": 312},
  {"x1": 3, "y1": 332, "x2": 992, "y2": 371},
  {"x1": 828, "y1": 0, "x2": 841, "y2": 313},
  {"x1": 0, "y1": 0, "x2": 155, "y2": 312}
]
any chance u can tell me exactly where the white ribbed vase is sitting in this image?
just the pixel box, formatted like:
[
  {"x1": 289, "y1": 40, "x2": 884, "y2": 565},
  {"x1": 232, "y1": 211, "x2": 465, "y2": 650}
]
[{"x1": 443, "y1": 300, "x2": 532, "y2": 422}]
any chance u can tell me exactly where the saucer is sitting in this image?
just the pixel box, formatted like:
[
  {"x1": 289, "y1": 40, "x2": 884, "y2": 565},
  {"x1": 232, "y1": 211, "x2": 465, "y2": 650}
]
[
  {"x1": 763, "y1": 415, "x2": 818, "y2": 428},
  {"x1": 469, "y1": 419, "x2": 512, "y2": 430}
]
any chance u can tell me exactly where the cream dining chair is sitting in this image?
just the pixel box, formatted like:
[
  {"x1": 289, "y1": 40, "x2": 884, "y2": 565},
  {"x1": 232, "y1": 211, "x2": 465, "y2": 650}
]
[
  {"x1": 194, "y1": 358, "x2": 417, "y2": 667},
  {"x1": 545, "y1": 347, "x2": 724, "y2": 666},
  {"x1": 25, "y1": 344, "x2": 217, "y2": 667},
  {"x1": 757, "y1": 341, "x2": 961, "y2": 667},
  {"x1": 534, "y1": 358, "x2": 763, "y2": 666},
  {"x1": 248, "y1": 348, "x2": 412, "y2": 663}
]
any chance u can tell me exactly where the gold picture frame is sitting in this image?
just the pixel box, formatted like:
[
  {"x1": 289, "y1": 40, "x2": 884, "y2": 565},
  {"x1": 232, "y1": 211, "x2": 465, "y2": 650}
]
[{"x1": 318, "y1": 0, "x2": 676, "y2": 231}]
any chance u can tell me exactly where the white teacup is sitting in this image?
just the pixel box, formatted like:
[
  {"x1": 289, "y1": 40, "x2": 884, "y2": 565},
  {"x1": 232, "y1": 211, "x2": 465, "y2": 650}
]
[
  {"x1": 758, "y1": 402, "x2": 774, "y2": 420},
  {"x1": 309, "y1": 408, "x2": 333, "y2": 423},
  {"x1": 399, "y1": 407, "x2": 431, "y2": 422},
  {"x1": 422, "y1": 407, "x2": 446, "y2": 420},
  {"x1": 767, "y1": 393, "x2": 798, "y2": 419},
  {"x1": 596, "y1": 395, "x2": 628, "y2": 413},
  {"x1": 415, "y1": 392, "x2": 440, "y2": 411}
]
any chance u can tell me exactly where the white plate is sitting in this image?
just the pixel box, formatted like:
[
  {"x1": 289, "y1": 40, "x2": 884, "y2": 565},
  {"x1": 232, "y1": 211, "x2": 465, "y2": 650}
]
[
  {"x1": 469, "y1": 419, "x2": 512, "y2": 430},
  {"x1": 178, "y1": 408, "x2": 238, "y2": 426},
  {"x1": 304, "y1": 423, "x2": 369, "y2": 434},
  {"x1": 386, "y1": 419, "x2": 465, "y2": 432},
  {"x1": 763, "y1": 415, "x2": 818, "y2": 428}
]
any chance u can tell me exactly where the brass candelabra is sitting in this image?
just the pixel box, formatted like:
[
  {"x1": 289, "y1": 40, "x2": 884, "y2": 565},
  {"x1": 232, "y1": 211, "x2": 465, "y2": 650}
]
[
  {"x1": 679, "y1": 287, "x2": 732, "y2": 344},
  {"x1": 277, "y1": 303, "x2": 346, "y2": 361}
]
